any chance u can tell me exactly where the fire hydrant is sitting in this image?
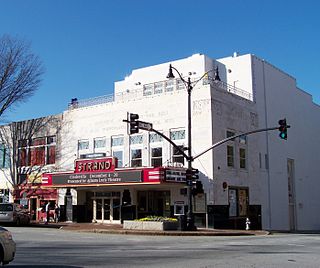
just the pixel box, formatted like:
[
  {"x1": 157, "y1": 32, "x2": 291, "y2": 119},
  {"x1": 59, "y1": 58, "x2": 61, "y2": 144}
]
[{"x1": 245, "y1": 217, "x2": 251, "y2": 230}]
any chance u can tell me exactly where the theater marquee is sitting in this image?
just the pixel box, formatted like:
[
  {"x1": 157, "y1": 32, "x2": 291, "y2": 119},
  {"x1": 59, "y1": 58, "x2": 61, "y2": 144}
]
[{"x1": 51, "y1": 170, "x2": 142, "y2": 186}]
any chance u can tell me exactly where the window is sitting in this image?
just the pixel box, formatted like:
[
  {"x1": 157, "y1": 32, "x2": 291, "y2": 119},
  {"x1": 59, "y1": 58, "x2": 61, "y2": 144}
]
[
  {"x1": 239, "y1": 148, "x2": 246, "y2": 169},
  {"x1": 0, "y1": 144, "x2": 10, "y2": 168},
  {"x1": 226, "y1": 130, "x2": 235, "y2": 140},
  {"x1": 111, "y1": 136, "x2": 124, "y2": 147},
  {"x1": 176, "y1": 79, "x2": 184, "y2": 90},
  {"x1": 151, "y1": 147, "x2": 162, "y2": 167},
  {"x1": 149, "y1": 133, "x2": 163, "y2": 143},
  {"x1": 229, "y1": 188, "x2": 249, "y2": 217},
  {"x1": 131, "y1": 149, "x2": 142, "y2": 167},
  {"x1": 154, "y1": 82, "x2": 164, "y2": 94},
  {"x1": 94, "y1": 137, "x2": 106, "y2": 149},
  {"x1": 170, "y1": 129, "x2": 185, "y2": 140},
  {"x1": 111, "y1": 135, "x2": 124, "y2": 168},
  {"x1": 227, "y1": 145, "x2": 234, "y2": 167},
  {"x1": 172, "y1": 145, "x2": 184, "y2": 165},
  {"x1": 130, "y1": 135, "x2": 143, "y2": 145},
  {"x1": 143, "y1": 84, "x2": 153, "y2": 96},
  {"x1": 165, "y1": 80, "x2": 174, "y2": 92},
  {"x1": 265, "y1": 154, "x2": 269, "y2": 170},
  {"x1": 113, "y1": 151, "x2": 123, "y2": 168},
  {"x1": 30, "y1": 146, "x2": 45, "y2": 166},
  {"x1": 239, "y1": 135, "x2": 247, "y2": 144},
  {"x1": 78, "y1": 140, "x2": 89, "y2": 150},
  {"x1": 18, "y1": 136, "x2": 56, "y2": 167}
]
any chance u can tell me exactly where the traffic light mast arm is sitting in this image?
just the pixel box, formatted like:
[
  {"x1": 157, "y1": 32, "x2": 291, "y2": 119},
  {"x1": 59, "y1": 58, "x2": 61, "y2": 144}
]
[
  {"x1": 192, "y1": 126, "x2": 284, "y2": 161},
  {"x1": 150, "y1": 128, "x2": 190, "y2": 161}
]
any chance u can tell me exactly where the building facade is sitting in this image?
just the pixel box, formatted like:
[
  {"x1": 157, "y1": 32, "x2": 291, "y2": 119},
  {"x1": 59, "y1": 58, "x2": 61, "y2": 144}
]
[{"x1": 1, "y1": 53, "x2": 319, "y2": 231}]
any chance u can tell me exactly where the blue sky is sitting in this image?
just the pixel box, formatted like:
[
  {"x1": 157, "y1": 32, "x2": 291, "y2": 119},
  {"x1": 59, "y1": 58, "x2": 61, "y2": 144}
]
[{"x1": 1, "y1": 0, "x2": 319, "y2": 122}]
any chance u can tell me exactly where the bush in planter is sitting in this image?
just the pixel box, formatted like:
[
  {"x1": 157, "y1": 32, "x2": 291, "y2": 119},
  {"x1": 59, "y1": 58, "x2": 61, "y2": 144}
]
[{"x1": 135, "y1": 216, "x2": 178, "y2": 222}]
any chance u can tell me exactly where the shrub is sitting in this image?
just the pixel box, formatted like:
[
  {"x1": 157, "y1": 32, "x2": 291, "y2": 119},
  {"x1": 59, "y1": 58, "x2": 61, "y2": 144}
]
[{"x1": 135, "y1": 216, "x2": 178, "y2": 222}]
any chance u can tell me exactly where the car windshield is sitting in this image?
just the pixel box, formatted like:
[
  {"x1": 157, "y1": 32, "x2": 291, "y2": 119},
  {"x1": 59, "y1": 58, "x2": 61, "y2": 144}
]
[{"x1": 0, "y1": 204, "x2": 13, "y2": 211}]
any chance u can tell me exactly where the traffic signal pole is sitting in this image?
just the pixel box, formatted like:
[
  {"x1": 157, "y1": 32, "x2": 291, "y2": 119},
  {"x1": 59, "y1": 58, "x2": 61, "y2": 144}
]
[{"x1": 192, "y1": 124, "x2": 290, "y2": 161}]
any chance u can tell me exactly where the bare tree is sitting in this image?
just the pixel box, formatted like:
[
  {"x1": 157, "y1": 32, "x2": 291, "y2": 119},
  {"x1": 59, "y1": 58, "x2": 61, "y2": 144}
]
[
  {"x1": 0, "y1": 115, "x2": 61, "y2": 201},
  {"x1": 0, "y1": 35, "x2": 44, "y2": 118}
]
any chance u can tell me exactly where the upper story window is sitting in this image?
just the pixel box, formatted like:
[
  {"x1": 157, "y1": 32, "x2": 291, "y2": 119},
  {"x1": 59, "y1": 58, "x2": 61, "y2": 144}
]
[
  {"x1": 154, "y1": 82, "x2": 164, "y2": 94},
  {"x1": 227, "y1": 145, "x2": 234, "y2": 167},
  {"x1": 226, "y1": 130, "x2": 235, "y2": 140},
  {"x1": 143, "y1": 84, "x2": 153, "y2": 96},
  {"x1": 176, "y1": 79, "x2": 184, "y2": 90},
  {"x1": 165, "y1": 80, "x2": 174, "y2": 92},
  {"x1": 18, "y1": 136, "x2": 56, "y2": 167},
  {"x1": 172, "y1": 145, "x2": 184, "y2": 165},
  {"x1": 130, "y1": 135, "x2": 143, "y2": 145},
  {"x1": 111, "y1": 135, "x2": 124, "y2": 168},
  {"x1": 0, "y1": 144, "x2": 10, "y2": 168},
  {"x1": 170, "y1": 129, "x2": 185, "y2": 140},
  {"x1": 78, "y1": 140, "x2": 89, "y2": 150},
  {"x1": 151, "y1": 147, "x2": 162, "y2": 167},
  {"x1": 131, "y1": 149, "x2": 142, "y2": 167},
  {"x1": 239, "y1": 135, "x2": 247, "y2": 144},
  {"x1": 111, "y1": 136, "x2": 124, "y2": 147},
  {"x1": 149, "y1": 133, "x2": 163, "y2": 143},
  {"x1": 239, "y1": 148, "x2": 246, "y2": 169},
  {"x1": 94, "y1": 137, "x2": 106, "y2": 149}
]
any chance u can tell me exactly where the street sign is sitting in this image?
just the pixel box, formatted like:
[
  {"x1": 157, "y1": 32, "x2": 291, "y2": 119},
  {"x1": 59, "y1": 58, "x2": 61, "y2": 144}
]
[{"x1": 138, "y1": 121, "x2": 153, "y2": 131}]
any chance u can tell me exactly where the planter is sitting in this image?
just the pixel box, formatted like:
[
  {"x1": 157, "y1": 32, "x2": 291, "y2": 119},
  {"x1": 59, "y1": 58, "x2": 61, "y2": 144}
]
[{"x1": 123, "y1": 220, "x2": 178, "y2": 231}]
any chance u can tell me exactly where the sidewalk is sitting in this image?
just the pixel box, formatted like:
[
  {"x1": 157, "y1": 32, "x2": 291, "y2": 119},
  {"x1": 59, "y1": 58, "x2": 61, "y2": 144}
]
[{"x1": 30, "y1": 222, "x2": 270, "y2": 236}]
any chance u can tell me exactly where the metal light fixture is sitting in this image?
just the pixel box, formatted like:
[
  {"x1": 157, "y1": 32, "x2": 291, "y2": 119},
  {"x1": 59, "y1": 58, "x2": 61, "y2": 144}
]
[{"x1": 166, "y1": 64, "x2": 175, "y2": 79}]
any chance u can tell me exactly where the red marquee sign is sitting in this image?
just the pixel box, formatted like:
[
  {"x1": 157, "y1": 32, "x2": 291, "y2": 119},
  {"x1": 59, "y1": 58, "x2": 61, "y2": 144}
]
[{"x1": 74, "y1": 157, "x2": 117, "y2": 173}]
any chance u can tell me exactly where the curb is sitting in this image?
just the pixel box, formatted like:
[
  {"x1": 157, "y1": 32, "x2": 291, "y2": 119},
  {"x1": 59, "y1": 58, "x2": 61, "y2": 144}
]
[{"x1": 60, "y1": 227, "x2": 270, "y2": 236}]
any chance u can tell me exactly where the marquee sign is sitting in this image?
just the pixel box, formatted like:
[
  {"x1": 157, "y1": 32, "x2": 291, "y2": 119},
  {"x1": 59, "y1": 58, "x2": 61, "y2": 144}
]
[
  {"x1": 74, "y1": 157, "x2": 117, "y2": 173},
  {"x1": 50, "y1": 170, "x2": 142, "y2": 186}
]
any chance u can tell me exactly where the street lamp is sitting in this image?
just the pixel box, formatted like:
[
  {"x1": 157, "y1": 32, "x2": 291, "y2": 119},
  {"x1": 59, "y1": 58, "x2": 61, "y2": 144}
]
[{"x1": 167, "y1": 64, "x2": 220, "y2": 230}]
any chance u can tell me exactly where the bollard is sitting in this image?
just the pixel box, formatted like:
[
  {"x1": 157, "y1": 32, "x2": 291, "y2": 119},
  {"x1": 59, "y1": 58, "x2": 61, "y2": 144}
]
[{"x1": 245, "y1": 217, "x2": 251, "y2": 230}]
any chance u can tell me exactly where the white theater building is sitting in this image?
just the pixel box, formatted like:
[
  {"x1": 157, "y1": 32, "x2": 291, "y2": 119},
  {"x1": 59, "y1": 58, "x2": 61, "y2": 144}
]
[{"x1": 3, "y1": 53, "x2": 320, "y2": 231}]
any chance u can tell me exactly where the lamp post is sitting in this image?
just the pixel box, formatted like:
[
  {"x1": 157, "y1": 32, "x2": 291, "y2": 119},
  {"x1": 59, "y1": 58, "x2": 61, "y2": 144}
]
[{"x1": 167, "y1": 64, "x2": 220, "y2": 230}]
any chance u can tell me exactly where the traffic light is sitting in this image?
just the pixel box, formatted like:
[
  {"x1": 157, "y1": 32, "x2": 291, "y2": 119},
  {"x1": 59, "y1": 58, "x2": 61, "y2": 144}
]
[
  {"x1": 185, "y1": 168, "x2": 199, "y2": 181},
  {"x1": 278, "y1": 118, "x2": 288, "y2": 140},
  {"x1": 192, "y1": 181, "x2": 204, "y2": 196},
  {"x1": 129, "y1": 113, "x2": 139, "y2": 134}
]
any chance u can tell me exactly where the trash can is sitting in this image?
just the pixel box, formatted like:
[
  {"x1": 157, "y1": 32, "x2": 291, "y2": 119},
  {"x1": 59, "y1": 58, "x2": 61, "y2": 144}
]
[{"x1": 178, "y1": 215, "x2": 187, "y2": 231}]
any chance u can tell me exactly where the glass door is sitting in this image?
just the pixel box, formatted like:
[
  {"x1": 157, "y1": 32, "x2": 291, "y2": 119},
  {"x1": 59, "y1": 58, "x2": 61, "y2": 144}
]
[
  {"x1": 93, "y1": 196, "x2": 121, "y2": 223},
  {"x1": 96, "y1": 199, "x2": 102, "y2": 221},
  {"x1": 104, "y1": 199, "x2": 111, "y2": 221}
]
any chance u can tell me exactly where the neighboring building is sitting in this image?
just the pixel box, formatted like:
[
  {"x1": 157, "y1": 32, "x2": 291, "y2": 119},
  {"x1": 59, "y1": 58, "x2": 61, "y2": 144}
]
[{"x1": 1, "y1": 53, "x2": 319, "y2": 231}]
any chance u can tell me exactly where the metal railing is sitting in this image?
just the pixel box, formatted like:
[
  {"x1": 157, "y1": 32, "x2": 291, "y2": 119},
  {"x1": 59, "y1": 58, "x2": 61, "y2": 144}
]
[{"x1": 68, "y1": 76, "x2": 253, "y2": 110}]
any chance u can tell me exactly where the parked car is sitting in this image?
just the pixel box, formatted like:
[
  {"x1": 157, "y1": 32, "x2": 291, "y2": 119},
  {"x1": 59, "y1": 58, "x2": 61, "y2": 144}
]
[
  {"x1": 0, "y1": 226, "x2": 15, "y2": 265},
  {"x1": 0, "y1": 203, "x2": 30, "y2": 226}
]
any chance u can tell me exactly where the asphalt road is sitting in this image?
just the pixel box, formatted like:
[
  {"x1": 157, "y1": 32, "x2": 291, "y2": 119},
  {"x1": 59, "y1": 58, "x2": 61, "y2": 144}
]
[{"x1": 5, "y1": 226, "x2": 320, "y2": 268}]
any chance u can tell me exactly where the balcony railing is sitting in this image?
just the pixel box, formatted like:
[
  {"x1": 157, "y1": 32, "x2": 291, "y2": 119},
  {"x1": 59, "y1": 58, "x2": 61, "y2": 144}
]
[{"x1": 68, "y1": 76, "x2": 252, "y2": 110}]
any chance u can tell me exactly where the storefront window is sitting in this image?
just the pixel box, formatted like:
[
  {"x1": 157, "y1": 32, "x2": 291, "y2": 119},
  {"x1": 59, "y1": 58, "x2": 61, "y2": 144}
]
[{"x1": 228, "y1": 188, "x2": 249, "y2": 217}]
